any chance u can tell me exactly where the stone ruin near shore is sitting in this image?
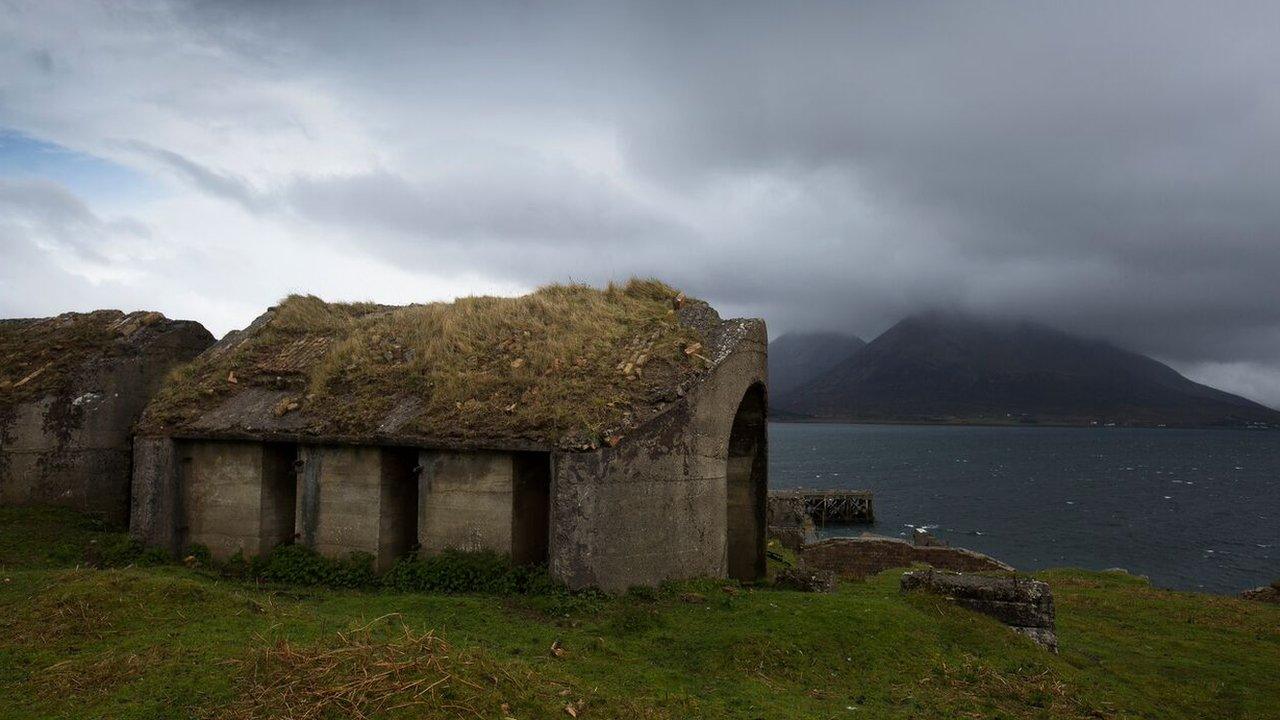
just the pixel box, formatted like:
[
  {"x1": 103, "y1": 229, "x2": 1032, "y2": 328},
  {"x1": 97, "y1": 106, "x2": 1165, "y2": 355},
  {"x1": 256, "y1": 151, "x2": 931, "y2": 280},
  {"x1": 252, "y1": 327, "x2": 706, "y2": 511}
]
[
  {"x1": 2, "y1": 285, "x2": 1070, "y2": 612},
  {"x1": 0, "y1": 284, "x2": 769, "y2": 592},
  {"x1": 0, "y1": 311, "x2": 213, "y2": 524},
  {"x1": 125, "y1": 282, "x2": 769, "y2": 592}
]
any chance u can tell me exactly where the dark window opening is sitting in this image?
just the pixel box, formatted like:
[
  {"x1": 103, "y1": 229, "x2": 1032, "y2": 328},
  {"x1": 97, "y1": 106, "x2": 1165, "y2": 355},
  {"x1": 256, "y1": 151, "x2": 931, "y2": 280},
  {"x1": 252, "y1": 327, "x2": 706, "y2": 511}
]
[
  {"x1": 260, "y1": 442, "x2": 298, "y2": 552},
  {"x1": 512, "y1": 452, "x2": 552, "y2": 565},
  {"x1": 380, "y1": 447, "x2": 420, "y2": 562}
]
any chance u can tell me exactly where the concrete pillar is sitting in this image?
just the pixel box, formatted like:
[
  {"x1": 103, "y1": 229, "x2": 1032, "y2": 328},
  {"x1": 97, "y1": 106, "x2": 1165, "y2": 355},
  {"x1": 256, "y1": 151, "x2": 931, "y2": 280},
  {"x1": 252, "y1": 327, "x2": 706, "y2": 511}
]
[
  {"x1": 295, "y1": 445, "x2": 416, "y2": 572},
  {"x1": 129, "y1": 436, "x2": 181, "y2": 555},
  {"x1": 180, "y1": 441, "x2": 296, "y2": 560}
]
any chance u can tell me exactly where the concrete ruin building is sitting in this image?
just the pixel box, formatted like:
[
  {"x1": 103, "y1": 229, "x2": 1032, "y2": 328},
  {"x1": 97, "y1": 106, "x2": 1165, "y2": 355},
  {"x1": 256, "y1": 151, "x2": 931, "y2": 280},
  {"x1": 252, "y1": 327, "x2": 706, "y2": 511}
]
[
  {"x1": 0, "y1": 311, "x2": 214, "y2": 524},
  {"x1": 130, "y1": 281, "x2": 768, "y2": 591}
]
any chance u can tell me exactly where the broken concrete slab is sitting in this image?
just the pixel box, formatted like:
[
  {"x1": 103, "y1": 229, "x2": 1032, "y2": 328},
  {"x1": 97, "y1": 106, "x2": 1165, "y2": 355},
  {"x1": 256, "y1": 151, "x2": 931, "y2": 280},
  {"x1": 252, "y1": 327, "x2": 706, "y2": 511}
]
[
  {"x1": 901, "y1": 569, "x2": 1058, "y2": 652},
  {"x1": 798, "y1": 535, "x2": 1012, "y2": 580},
  {"x1": 776, "y1": 566, "x2": 837, "y2": 593}
]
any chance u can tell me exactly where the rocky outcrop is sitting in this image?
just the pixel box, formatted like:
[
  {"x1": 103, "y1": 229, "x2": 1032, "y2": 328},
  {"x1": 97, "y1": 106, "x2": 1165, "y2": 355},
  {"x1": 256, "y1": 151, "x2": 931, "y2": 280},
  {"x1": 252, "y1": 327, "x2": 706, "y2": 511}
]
[
  {"x1": 1240, "y1": 580, "x2": 1280, "y2": 604},
  {"x1": 1, "y1": 311, "x2": 213, "y2": 523},
  {"x1": 798, "y1": 535, "x2": 1012, "y2": 580},
  {"x1": 901, "y1": 569, "x2": 1058, "y2": 652},
  {"x1": 776, "y1": 566, "x2": 837, "y2": 593}
]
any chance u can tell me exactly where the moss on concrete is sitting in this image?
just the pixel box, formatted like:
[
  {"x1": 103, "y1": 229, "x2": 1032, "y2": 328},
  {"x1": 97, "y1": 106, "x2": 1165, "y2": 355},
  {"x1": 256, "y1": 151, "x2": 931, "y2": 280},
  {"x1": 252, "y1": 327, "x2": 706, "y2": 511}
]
[{"x1": 0, "y1": 310, "x2": 167, "y2": 413}]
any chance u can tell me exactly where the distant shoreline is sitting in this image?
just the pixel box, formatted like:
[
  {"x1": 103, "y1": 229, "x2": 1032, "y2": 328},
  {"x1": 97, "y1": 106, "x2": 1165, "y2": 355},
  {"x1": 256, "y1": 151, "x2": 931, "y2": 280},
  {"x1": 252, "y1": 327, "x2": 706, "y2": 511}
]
[{"x1": 769, "y1": 416, "x2": 1278, "y2": 431}]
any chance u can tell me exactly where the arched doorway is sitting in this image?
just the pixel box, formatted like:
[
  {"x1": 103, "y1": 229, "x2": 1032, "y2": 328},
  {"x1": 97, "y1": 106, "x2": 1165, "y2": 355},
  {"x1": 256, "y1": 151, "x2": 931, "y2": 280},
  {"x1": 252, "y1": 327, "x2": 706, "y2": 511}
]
[{"x1": 726, "y1": 382, "x2": 767, "y2": 581}]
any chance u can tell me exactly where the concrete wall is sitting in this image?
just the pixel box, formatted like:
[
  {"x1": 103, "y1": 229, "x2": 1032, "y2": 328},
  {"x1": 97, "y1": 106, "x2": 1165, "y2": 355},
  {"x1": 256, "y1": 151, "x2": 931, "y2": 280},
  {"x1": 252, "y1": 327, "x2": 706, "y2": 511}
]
[
  {"x1": 296, "y1": 445, "x2": 416, "y2": 572},
  {"x1": 1, "y1": 320, "x2": 212, "y2": 524},
  {"x1": 416, "y1": 450, "x2": 551, "y2": 563},
  {"x1": 550, "y1": 319, "x2": 768, "y2": 591},
  {"x1": 418, "y1": 450, "x2": 515, "y2": 555},
  {"x1": 180, "y1": 441, "x2": 296, "y2": 560},
  {"x1": 129, "y1": 436, "x2": 181, "y2": 554}
]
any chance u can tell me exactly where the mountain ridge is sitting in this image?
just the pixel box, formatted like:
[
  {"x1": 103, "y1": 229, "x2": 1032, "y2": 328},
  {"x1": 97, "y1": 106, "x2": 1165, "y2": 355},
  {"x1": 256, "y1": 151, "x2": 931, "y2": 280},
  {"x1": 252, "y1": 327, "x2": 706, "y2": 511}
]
[
  {"x1": 767, "y1": 331, "x2": 866, "y2": 396},
  {"x1": 774, "y1": 312, "x2": 1280, "y2": 428}
]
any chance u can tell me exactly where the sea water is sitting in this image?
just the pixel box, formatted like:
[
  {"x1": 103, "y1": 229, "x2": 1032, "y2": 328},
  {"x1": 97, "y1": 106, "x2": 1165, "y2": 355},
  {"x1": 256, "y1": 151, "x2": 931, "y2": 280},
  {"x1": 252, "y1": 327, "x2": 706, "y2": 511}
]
[{"x1": 769, "y1": 422, "x2": 1279, "y2": 594}]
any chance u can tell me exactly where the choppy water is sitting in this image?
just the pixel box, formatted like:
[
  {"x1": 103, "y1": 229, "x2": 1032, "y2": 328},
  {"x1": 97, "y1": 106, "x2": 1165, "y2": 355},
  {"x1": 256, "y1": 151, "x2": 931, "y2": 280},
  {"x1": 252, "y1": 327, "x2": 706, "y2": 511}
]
[{"x1": 769, "y1": 422, "x2": 1279, "y2": 594}]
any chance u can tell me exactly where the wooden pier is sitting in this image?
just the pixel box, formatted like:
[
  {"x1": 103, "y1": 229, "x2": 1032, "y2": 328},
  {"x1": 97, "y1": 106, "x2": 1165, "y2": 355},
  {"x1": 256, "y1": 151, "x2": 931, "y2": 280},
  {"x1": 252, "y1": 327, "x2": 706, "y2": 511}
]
[{"x1": 769, "y1": 489, "x2": 875, "y2": 526}]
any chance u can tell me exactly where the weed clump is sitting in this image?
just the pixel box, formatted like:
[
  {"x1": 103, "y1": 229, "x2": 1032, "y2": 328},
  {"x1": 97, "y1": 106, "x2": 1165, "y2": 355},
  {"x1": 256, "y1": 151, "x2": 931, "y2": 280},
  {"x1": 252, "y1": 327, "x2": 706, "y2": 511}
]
[
  {"x1": 382, "y1": 550, "x2": 561, "y2": 595},
  {"x1": 253, "y1": 544, "x2": 378, "y2": 588}
]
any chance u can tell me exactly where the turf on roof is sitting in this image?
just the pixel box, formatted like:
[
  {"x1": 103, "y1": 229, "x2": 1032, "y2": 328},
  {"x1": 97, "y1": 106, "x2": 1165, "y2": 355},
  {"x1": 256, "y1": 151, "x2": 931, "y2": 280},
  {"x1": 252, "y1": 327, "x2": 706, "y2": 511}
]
[
  {"x1": 0, "y1": 310, "x2": 168, "y2": 414},
  {"x1": 139, "y1": 279, "x2": 710, "y2": 448}
]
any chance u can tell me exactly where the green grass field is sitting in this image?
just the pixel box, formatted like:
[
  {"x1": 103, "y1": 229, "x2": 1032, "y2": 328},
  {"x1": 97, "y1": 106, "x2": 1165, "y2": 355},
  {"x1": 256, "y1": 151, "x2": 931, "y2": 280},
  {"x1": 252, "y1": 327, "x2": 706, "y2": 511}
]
[{"x1": 1, "y1": 507, "x2": 1277, "y2": 719}]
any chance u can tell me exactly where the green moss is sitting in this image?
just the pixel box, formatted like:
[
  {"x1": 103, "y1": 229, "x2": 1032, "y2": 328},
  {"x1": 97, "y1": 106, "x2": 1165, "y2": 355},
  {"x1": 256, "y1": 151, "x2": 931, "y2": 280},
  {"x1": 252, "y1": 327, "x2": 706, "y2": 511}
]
[{"x1": 1, "y1": 508, "x2": 1277, "y2": 719}]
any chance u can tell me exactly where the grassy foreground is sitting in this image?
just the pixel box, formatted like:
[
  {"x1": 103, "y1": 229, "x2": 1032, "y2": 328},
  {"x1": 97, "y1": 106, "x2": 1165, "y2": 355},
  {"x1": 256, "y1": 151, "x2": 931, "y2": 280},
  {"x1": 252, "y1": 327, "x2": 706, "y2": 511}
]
[{"x1": 1, "y1": 508, "x2": 1277, "y2": 719}]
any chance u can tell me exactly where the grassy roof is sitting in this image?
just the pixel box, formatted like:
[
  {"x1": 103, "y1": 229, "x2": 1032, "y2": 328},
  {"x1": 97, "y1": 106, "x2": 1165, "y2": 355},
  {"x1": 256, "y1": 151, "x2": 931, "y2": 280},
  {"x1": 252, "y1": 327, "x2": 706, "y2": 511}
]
[
  {"x1": 0, "y1": 310, "x2": 169, "y2": 414},
  {"x1": 140, "y1": 279, "x2": 712, "y2": 449}
]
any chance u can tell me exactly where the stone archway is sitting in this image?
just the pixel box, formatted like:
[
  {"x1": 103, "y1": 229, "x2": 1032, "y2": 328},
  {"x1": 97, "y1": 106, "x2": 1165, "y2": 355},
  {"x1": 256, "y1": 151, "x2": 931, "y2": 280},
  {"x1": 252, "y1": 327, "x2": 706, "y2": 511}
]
[{"x1": 726, "y1": 382, "x2": 767, "y2": 581}]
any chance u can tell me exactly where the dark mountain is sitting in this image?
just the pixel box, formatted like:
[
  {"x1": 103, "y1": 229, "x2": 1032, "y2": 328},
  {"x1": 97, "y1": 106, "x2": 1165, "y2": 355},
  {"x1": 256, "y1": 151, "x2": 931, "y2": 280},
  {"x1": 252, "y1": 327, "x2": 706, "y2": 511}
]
[
  {"x1": 776, "y1": 312, "x2": 1280, "y2": 427},
  {"x1": 768, "y1": 332, "x2": 866, "y2": 396}
]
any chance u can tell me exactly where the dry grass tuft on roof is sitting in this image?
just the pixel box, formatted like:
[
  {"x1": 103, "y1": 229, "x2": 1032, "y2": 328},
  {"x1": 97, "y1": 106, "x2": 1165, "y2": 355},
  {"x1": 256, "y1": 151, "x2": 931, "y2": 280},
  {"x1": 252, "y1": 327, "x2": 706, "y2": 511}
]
[
  {"x1": 0, "y1": 310, "x2": 168, "y2": 413},
  {"x1": 140, "y1": 279, "x2": 709, "y2": 448}
]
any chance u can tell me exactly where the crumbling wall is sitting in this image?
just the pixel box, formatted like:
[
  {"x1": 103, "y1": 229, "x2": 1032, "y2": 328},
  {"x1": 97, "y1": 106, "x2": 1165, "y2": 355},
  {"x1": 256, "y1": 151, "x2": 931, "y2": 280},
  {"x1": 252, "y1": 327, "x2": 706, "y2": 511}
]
[
  {"x1": 799, "y1": 536, "x2": 1013, "y2": 579},
  {"x1": 549, "y1": 319, "x2": 767, "y2": 592},
  {"x1": 1, "y1": 312, "x2": 213, "y2": 524},
  {"x1": 766, "y1": 493, "x2": 816, "y2": 550}
]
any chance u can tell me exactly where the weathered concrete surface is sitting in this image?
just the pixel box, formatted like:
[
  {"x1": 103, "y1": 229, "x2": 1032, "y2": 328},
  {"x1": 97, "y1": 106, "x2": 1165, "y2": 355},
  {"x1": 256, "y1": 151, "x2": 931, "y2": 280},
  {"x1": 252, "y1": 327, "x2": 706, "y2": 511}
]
[
  {"x1": 1, "y1": 311, "x2": 212, "y2": 524},
  {"x1": 128, "y1": 437, "x2": 181, "y2": 554},
  {"x1": 901, "y1": 569, "x2": 1058, "y2": 651},
  {"x1": 296, "y1": 445, "x2": 416, "y2": 572},
  {"x1": 418, "y1": 451, "x2": 516, "y2": 555},
  {"x1": 180, "y1": 441, "x2": 296, "y2": 560},
  {"x1": 799, "y1": 535, "x2": 1013, "y2": 580},
  {"x1": 550, "y1": 315, "x2": 767, "y2": 592}
]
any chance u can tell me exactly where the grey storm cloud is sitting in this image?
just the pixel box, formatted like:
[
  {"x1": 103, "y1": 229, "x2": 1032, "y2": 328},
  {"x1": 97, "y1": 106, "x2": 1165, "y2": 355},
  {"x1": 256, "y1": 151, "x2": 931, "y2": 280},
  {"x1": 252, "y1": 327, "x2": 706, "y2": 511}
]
[{"x1": 3, "y1": 1, "x2": 1280, "y2": 405}]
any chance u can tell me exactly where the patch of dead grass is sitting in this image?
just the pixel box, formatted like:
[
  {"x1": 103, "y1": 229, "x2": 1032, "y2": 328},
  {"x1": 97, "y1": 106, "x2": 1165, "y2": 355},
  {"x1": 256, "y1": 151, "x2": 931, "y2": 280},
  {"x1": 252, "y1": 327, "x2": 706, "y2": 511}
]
[
  {"x1": 207, "y1": 624, "x2": 563, "y2": 720},
  {"x1": 904, "y1": 652, "x2": 1111, "y2": 719},
  {"x1": 32, "y1": 646, "x2": 169, "y2": 700}
]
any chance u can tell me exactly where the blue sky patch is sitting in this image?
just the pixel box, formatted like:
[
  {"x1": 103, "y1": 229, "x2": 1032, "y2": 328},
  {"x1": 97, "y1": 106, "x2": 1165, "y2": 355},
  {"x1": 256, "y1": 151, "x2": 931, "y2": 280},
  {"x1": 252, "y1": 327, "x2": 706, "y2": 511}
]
[{"x1": 0, "y1": 130, "x2": 164, "y2": 205}]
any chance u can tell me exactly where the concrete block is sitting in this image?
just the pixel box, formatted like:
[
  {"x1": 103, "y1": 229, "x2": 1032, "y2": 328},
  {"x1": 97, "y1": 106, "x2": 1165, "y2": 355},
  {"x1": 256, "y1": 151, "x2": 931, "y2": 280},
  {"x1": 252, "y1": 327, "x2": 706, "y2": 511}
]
[
  {"x1": 296, "y1": 445, "x2": 416, "y2": 572},
  {"x1": 180, "y1": 441, "x2": 296, "y2": 560},
  {"x1": 418, "y1": 451, "x2": 516, "y2": 555}
]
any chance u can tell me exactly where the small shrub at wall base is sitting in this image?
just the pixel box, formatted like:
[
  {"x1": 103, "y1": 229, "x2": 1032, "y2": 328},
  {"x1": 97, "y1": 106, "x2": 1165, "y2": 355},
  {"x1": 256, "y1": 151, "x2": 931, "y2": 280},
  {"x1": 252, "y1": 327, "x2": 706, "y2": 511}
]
[
  {"x1": 253, "y1": 544, "x2": 378, "y2": 588},
  {"x1": 382, "y1": 550, "x2": 562, "y2": 595},
  {"x1": 82, "y1": 536, "x2": 171, "y2": 568}
]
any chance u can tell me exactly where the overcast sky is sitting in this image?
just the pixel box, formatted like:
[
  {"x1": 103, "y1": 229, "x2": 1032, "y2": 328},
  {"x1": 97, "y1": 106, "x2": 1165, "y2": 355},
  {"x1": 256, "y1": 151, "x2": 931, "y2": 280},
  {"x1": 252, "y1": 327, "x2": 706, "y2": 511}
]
[{"x1": 2, "y1": 1, "x2": 1279, "y2": 407}]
